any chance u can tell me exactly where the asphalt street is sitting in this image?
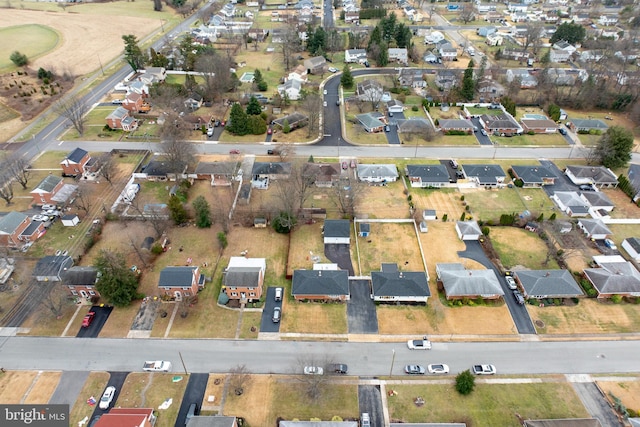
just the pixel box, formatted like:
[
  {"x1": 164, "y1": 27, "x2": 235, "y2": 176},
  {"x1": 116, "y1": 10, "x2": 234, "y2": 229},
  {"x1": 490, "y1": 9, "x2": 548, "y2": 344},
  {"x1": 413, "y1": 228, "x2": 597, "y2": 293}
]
[{"x1": 1, "y1": 337, "x2": 639, "y2": 376}]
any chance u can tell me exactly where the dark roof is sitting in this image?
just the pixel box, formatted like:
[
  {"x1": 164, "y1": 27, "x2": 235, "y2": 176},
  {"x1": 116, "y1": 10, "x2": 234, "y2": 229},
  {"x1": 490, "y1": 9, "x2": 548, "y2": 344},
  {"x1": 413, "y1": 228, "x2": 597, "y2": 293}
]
[
  {"x1": 32, "y1": 175, "x2": 63, "y2": 193},
  {"x1": 252, "y1": 162, "x2": 291, "y2": 176},
  {"x1": 628, "y1": 164, "x2": 640, "y2": 195},
  {"x1": 371, "y1": 268, "x2": 430, "y2": 297},
  {"x1": 566, "y1": 165, "x2": 617, "y2": 184},
  {"x1": 624, "y1": 237, "x2": 640, "y2": 253},
  {"x1": 143, "y1": 160, "x2": 173, "y2": 177},
  {"x1": 324, "y1": 220, "x2": 351, "y2": 238},
  {"x1": 63, "y1": 266, "x2": 98, "y2": 286},
  {"x1": 33, "y1": 256, "x2": 74, "y2": 278},
  {"x1": 65, "y1": 147, "x2": 89, "y2": 164},
  {"x1": 194, "y1": 162, "x2": 237, "y2": 175},
  {"x1": 292, "y1": 269, "x2": 349, "y2": 296},
  {"x1": 407, "y1": 164, "x2": 450, "y2": 183},
  {"x1": 511, "y1": 165, "x2": 556, "y2": 183},
  {"x1": 272, "y1": 112, "x2": 308, "y2": 127},
  {"x1": 462, "y1": 164, "x2": 506, "y2": 184},
  {"x1": 224, "y1": 267, "x2": 262, "y2": 288},
  {"x1": 481, "y1": 113, "x2": 520, "y2": 130},
  {"x1": 584, "y1": 262, "x2": 640, "y2": 294},
  {"x1": 359, "y1": 223, "x2": 370, "y2": 233},
  {"x1": 0, "y1": 211, "x2": 28, "y2": 234},
  {"x1": 158, "y1": 266, "x2": 197, "y2": 288},
  {"x1": 21, "y1": 221, "x2": 43, "y2": 238}
]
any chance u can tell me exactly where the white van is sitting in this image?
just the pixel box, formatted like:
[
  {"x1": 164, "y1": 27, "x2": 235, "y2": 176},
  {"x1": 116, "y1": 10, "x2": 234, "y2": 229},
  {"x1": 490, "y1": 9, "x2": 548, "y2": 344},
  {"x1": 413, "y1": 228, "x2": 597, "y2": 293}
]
[{"x1": 274, "y1": 287, "x2": 282, "y2": 301}]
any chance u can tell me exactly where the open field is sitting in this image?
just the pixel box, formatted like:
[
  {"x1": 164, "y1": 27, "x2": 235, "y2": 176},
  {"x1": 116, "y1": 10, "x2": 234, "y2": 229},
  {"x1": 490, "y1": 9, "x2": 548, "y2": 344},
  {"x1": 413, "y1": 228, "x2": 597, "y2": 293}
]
[
  {"x1": 387, "y1": 382, "x2": 589, "y2": 426},
  {"x1": 0, "y1": 24, "x2": 59, "y2": 71},
  {"x1": 461, "y1": 186, "x2": 559, "y2": 223},
  {"x1": 288, "y1": 222, "x2": 329, "y2": 275}
]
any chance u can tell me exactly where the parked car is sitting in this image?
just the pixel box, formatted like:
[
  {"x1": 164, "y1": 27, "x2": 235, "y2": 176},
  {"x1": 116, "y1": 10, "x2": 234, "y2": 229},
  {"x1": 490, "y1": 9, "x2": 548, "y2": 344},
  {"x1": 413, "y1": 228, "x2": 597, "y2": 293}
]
[
  {"x1": 449, "y1": 159, "x2": 458, "y2": 168},
  {"x1": 350, "y1": 160, "x2": 356, "y2": 168},
  {"x1": 559, "y1": 128, "x2": 567, "y2": 135},
  {"x1": 32, "y1": 214, "x2": 48, "y2": 222},
  {"x1": 407, "y1": 338, "x2": 432, "y2": 350},
  {"x1": 229, "y1": 149, "x2": 241, "y2": 154},
  {"x1": 336, "y1": 99, "x2": 341, "y2": 106},
  {"x1": 272, "y1": 307, "x2": 281, "y2": 323},
  {"x1": 207, "y1": 127, "x2": 214, "y2": 137},
  {"x1": 472, "y1": 364, "x2": 496, "y2": 375},
  {"x1": 274, "y1": 287, "x2": 282, "y2": 301},
  {"x1": 342, "y1": 161, "x2": 348, "y2": 170},
  {"x1": 323, "y1": 89, "x2": 328, "y2": 95},
  {"x1": 427, "y1": 364, "x2": 450, "y2": 374},
  {"x1": 404, "y1": 365, "x2": 426, "y2": 375},
  {"x1": 329, "y1": 364, "x2": 348, "y2": 374},
  {"x1": 185, "y1": 403, "x2": 199, "y2": 426},
  {"x1": 41, "y1": 204, "x2": 57, "y2": 211},
  {"x1": 385, "y1": 125, "x2": 390, "y2": 132},
  {"x1": 267, "y1": 149, "x2": 275, "y2": 155},
  {"x1": 512, "y1": 289, "x2": 525, "y2": 305},
  {"x1": 361, "y1": 413, "x2": 370, "y2": 427},
  {"x1": 505, "y1": 276, "x2": 517, "y2": 290},
  {"x1": 455, "y1": 170, "x2": 465, "y2": 179},
  {"x1": 99, "y1": 386, "x2": 116, "y2": 409},
  {"x1": 82, "y1": 311, "x2": 95, "y2": 328},
  {"x1": 303, "y1": 366, "x2": 323, "y2": 375},
  {"x1": 579, "y1": 184, "x2": 595, "y2": 191},
  {"x1": 267, "y1": 128, "x2": 273, "y2": 135},
  {"x1": 480, "y1": 129, "x2": 488, "y2": 136},
  {"x1": 323, "y1": 101, "x2": 327, "y2": 107},
  {"x1": 604, "y1": 239, "x2": 617, "y2": 250},
  {"x1": 328, "y1": 67, "x2": 338, "y2": 73}
]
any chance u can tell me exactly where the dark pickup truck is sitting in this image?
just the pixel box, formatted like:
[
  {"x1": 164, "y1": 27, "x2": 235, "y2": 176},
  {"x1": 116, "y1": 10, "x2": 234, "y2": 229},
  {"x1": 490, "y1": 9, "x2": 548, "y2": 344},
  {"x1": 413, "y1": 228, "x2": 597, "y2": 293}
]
[{"x1": 328, "y1": 364, "x2": 348, "y2": 374}]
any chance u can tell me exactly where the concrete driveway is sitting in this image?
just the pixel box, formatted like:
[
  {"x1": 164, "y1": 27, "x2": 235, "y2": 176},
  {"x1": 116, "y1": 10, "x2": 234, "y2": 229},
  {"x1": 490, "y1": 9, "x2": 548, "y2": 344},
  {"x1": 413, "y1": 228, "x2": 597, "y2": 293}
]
[
  {"x1": 49, "y1": 371, "x2": 90, "y2": 407},
  {"x1": 76, "y1": 305, "x2": 113, "y2": 338},
  {"x1": 439, "y1": 159, "x2": 459, "y2": 183},
  {"x1": 347, "y1": 280, "x2": 378, "y2": 334},
  {"x1": 571, "y1": 381, "x2": 624, "y2": 427},
  {"x1": 324, "y1": 244, "x2": 354, "y2": 275},
  {"x1": 175, "y1": 373, "x2": 208, "y2": 427},
  {"x1": 457, "y1": 241, "x2": 536, "y2": 334},
  {"x1": 358, "y1": 385, "x2": 384, "y2": 427},
  {"x1": 260, "y1": 287, "x2": 282, "y2": 333}
]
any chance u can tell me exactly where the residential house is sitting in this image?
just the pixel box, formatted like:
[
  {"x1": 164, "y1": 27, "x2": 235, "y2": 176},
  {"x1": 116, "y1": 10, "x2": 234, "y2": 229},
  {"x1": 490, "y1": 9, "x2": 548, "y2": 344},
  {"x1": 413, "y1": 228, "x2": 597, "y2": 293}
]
[
  {"x1": 511, "y1": 12, "x2": 528, "y2": 22},
  {"x1": 437, "y1": 40, "x2": 458, "y2": 61},
  {"x1": 356, "y1": 113, "x2": 385, "y2": 133},
  {"x1": 344, "y1": 11, "x2": 360, "y2": 24},
  {"x1": 436, "y1": 263, "x2": 504, "y2": 300},
  {"x1": 123, "y1": 92, "x2": 150, "y2": 113},
  {"x1": 126, "y1": 80, "x2": 149, "y2": 97},
  {"x1": 506, "y1": 69, "x2": 538, "y2": 88},
  {"x1": 479, "y1": 113, "x2": 522, "y2": 136},
  {"x1": 622, "y1": 237, "x2": 640, "y2": 262},
  {"x1": 507, "y1": 2, "x2": 528, "y2": 12},
  {"x1": 477, "y1": 26, "x2": 497, "y2": 37},
  {"x1": 552, "y1": 40, "x2": 577, "y2": 55},
  {"x1": 502, "y1": 49, "x2": 531, "y2": 61},
  {"x1": 551, "y1": 191, "x2": 591, "y2": 217},
  {"x1": 598, "y1": 14, "x2": 618, "y2": 26},
  {"x1": 578, "y1": 218, "x2": 612, "y2": 240},
  {"x1": 184, "y1": 93, "x2": 204, "y2": 110},
  {"x1": 30, "y1": 175, "x2": 65, "y2": 205},
  {"x1": 515, "y1": 270, "x2": 583, "y2": 299},
  {"x1": 94, "y1": 408, "x2": 156, "y2": 427},
  {"x1": 386, "y1": 99, "x2": 404, "y2": 114},
  {"x1": 194, "y1": 161, "x2": 237, "y2": 186},
  {"x1": 345, "y1": 49, "x2": 367, "y2": 63},
  {"x1": 33, "y1": 255, "x2": 73, "y2": 282},
  {"x1": 549, "y1": 49, "x2": 572, "y2": 63},
  {"x1": 439, "y1": 119, "x2": 474, "y2": 134},
  {"x1": 566, "y1": 119, "x2": 608, "y2": 134},
  {"x1": 484, "y1": 11, "x2": 503, "y2": 22},
  {"x1": 303, "y1": 163, "x2": 341, "y2": 187},
  {"x1": 424, "y1": 30, "x2": 445, "y2": 44},
  {"x1": 142, "y1": 67, "x2": 167, "y2": 84},
  {"x1": 423, "y1": 51, "x2": 439, "y2": 63},
  {"x1": 158, "y1": 266, "x2": 204, "y2": 299},
  {"x1": 546, "y1": 68, "x2": 583, "y2": 85},
  {"x1": 356, "y1": 164, "x2": 399, "y2": 183},
  {"x1": 223, "y1": 257, "x2": 266, "y2": 301},
  {"x1": 520, "y1": 119, "x2": 558, "y2": 134},
  {"x1": 272, "y1": 112, "x2": 308, "y2": 130},
  {"x1": 356, "y1": 79, "x2": 385, "y2": 103},
  {"x1": 188, "y1": 416, "x2": 238, "y2": 427},
  {"x1": 388, "y1": 48, "x2": 408, "y2": 64},
  {"x1": 565, "y1": 165, "x2": 617, "y2": 188},
  {"x1": 0, "y1": 212, "x2": 33, "y2": 248},
  {"x1": 629, "y1": 164, "x2": 640, "y2": 202},
  {"x1": 486, "y1": 33, "x2": 504, "y2": 46},
  {"x1": 396, "y1": 118, "x2": 434, "y2": 135},
  {"x1": 476, "y1": 3, "x2": 497, "y2": 13},
  {"x1": 435, "y1": 69, "x2": 460, "y2": 90},
  {"x1": 323, "y1": 219, "x2": 351, "y2": 244},
  {"x1": 277, "y1": 79, "x2": 302, "y2": 100},
  {"x1": 511, "y1": 165, "x2": 556, "y2": 187},
  {"x1": 251, "y1": 162, "x2": 292, "y2": 189},
  {"x1": 287, "y1": 64, "x2": 308, "y2": 83},
  {"x1": 461, "y1": 164, "x2": 506, "y2": 187},
  {"x1": 477, "y1": 78, "x2": 506, "y2": 97},
  {"x1": 106, "y1": 107, "x2": 138, "y2": 131},
  {"x1": 578, "y1": 50, "x2": 604, "y2": 63},
  {"x1": 455, "y1": 220, "x2": 483, "y2": 240},
  {"x1": 584, "y1": 261, "x2": 640, "y2": 298},
  {"x1": 581, "y1": 191, "x2": 615, "y2": 218},
  {"x1": 397, "y1": 68, "x2": 427, "y2": 88},
  {"x1": 371, "y1": 263, "x2": 430, "y2": 303},
  {"x1": 291, "y1": 269, "x2": 350, "y2": 301},
  {"x1": 303, "y1": 56, "x2": 326, "y2": 75},
  {"x1": 60, "y1": 147, "x2": 91, "y2": 177},
  {"x1": 407, "y1": 164, "x2": 450, "y2": 188},
  {"x1": 221, "y1": 3, "x2": 236, "y2": 17},
  {"x1": 63, "y1": 266, "x2": 100, "y2": 298}
]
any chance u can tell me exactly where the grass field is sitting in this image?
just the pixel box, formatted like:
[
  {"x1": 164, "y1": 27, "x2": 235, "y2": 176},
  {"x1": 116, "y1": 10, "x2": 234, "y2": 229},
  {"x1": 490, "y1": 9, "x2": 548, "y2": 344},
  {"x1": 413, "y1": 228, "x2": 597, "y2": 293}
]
[
  {"x1": 387, "y1": 382, "x2": 589, "y2": 426},
  {"x1": 357, "y1": 222, "x2": 423, "y2": 275},
  {"x1": 490, "y1": 226, "x2": 559, "y2": 270},
  {"x1": 0, "y1": 24, "x2": 59, "y2": 71},
  {"x1": 461, "y1": 185, "x2": 559, "y2": 223},
  {"x1": 493, "y1": 133, "x2": 568, "y2": 146}
]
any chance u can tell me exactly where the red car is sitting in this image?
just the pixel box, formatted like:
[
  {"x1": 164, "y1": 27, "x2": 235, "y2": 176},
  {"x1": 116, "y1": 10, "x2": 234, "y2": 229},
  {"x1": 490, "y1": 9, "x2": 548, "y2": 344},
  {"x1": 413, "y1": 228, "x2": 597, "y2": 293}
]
[
  {"x1": 267, "y1": 128, "x2": 273, "y2": 135},
  {"x1": 229, "y1": 149, "x2": 241, "y2": 154},
  {"x1": 82, "y1": 312, "x2": 95, "y2": 328},
  {"x1": 342, "y1": 161, "x2": 348, "y2": 170}
]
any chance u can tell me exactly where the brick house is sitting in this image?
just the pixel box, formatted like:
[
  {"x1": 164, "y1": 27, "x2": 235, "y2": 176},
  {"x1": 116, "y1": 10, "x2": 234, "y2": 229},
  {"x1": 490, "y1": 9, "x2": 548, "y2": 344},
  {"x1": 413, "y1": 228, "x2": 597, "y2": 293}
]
[
  {"x1": 60, "y1": 148, "x2": 92, "y2": 177},
  {"x1": 122, "y1": 92, "x2": 150, "y2": 113},
  {"x1": 158, "y1": 266, "x2": 205, "y2": 299},
  {"x1": 63, "y1": 266, "x2": 100, "y2": 298},
  {"x1": 94, "y1": 408, "x2": 156, "y2": 427},
  {"x1": 223, "y1": 257, "x2": 266, "y2": 302},
  {"x1": 106, "y1": 107, "x2": 138, "y2": 131},
  {"x1": 30, "y1": 175, "x2": 65, "y2": 205},
  {"x1": 0, "y1": 211, "x2": 33, "y2": 248}
]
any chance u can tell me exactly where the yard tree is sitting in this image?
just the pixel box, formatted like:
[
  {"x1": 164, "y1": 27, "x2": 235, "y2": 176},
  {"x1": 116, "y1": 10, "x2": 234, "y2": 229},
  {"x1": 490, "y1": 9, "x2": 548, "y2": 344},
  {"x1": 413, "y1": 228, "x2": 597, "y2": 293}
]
[
  {"x1": 4, "y1": 155, "x2": 31, "y2": 190},
  {"x1": 594, "y1": 126, "x2": 634, "y2": 169},
  {"x1": 341, "y1": 65, "x2": 354, "y2": 89},
  {"x1": 94, "y1": 249, "x2": 142, "y2": 307},
  {"x1": 394, "y1": 23, "x2": 412, "y2": 49},
  {"x1": 192, "y1": 195, "x2": 212, "y2": 228},
  {"x1": 178, "y1": 34, "x2": 198, "y2": 71},
  {"x1": 97, "y1": 152, "x2": 116, "y2": 185},
  {"x1": 550, "y1": 22, "x2": 586, "y2": 45},
  {"x1": 522, "y1": 22, "x2": 544, "y2": 56},
  {"x1": 295, "y1": 354, "x2": 336, "y2": 400},
  {"x1": 168, "y1": 196, "x2": 188, "y2": 225},
  {"x1": 455, "y1": 370, "x2": 476, "y2": 395},
  {"x1": 274, "y1": 161, "x2": 317, "y2": 216},
  {"x1": 122, "y1": 35, "x2": 146, "y2": 72},
  {"x1": 196, "y1": 53, "x2": 235, "y2": 102},
  {"x1": 9, "y1": 51, "x2": 28, "y2": 67},
  {"x1": 332, "y1": 179, "x2": 366, "y2": 218},
  {"x1": 459, "y1": 2, "x2": 476, "y2": 24},
  {"x1": 247, "y1": 115, "x2": 267, "y2": 135},
  {"x1": 246, "y1": 96, "x2": 262, "y2": 116},
  {"x1": 460, "y1": 60, "x2": 475, "y2": 101},
  {"x1": 272, "y1": 211, "x2": 297, "y2": 234},
  {"x1": 41, "y1": 282, "x2": 67, "y2": 318},
  {"x1": 547, "y1": 104, "x2": 561, "y2": 122},
  {"x1": 53, "y1": 94, "x2": 89, "y2": 137},
  {"x1": 0, "y1": 177, "x2": 14, "y2": 206},
  {"x1": 501, "y1": 96, "x2": 516, "y2": 116},
  {"x1": 301, "y1": 93, "x2": 322, "y2": 137},
  {"x1": 279, "y1": 23, "x2": 303, "y2": 71},
  {"x1": 228, "y1": 103, "x2": 249, "y2": 135},
  {"x1": 252, "y1": 69, "x2": 267, "y2": 92}
]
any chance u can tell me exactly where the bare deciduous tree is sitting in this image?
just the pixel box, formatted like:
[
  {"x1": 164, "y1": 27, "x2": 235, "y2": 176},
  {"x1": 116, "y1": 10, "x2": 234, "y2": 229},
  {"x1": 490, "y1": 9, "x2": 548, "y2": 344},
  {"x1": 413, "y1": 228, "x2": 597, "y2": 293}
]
[
  {"x1": 522, "y1": 22, "x2": 544, "y2": 56},
  {"x1": 459, "y1": 3, "x2": 476, "y2": 24},
  {"x1": 54, "y1": 95, "x2": 89, "y2": 137},
  {"x1": 331, "y1": 178, "x2": 366, "y2": 218},
  {"x1": 295, "y1": 354, "x2": 335, "y2": 400},
  {"x1": 274, "y1": 161, "x2": 317, "y2": 215},
  {"x1": 279, "y1": 24, "x2": 303, "y2": 71},
  {"x1": 74, "y1": 186, "x2": 92, "y2": 213},
  {"x1": 301, "y1": 93, "x2": 323, "y2": 138},
  {"x1": 275, "y1": 142, "x2": 296, "y2": 162},
  {"x1": 195, "y1": 53, "x2": 235, "y2": 102},
  {"x1": 0, "y1": 177, "x2": 14, "y2": 206},
  {"x1": 41, "y1": 284, "x2": 70, "y2": 318},
  {"x1": 98, "y1": 152, "x2": 117, "y2": 185},
  {"x1": 229, "y1": 364, "x2": 252, "y2": 395},
  {"x1": 127, "y1": 197, "x2": 171, "y2": 238},
  {"x1": 4, "y1": 156, "x2": 31, "y2": 190}
]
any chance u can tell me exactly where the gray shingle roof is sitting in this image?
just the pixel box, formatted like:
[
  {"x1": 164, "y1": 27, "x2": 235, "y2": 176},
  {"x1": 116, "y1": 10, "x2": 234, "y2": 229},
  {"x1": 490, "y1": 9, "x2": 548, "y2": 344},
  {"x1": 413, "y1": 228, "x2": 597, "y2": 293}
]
[
  {"x1": 584, "y1": 262, "x2": 640, "y2": 294},
  {"x1": 371, "y1": 268, "x2": 430, "y2": 297},
  {"x1": 437, "y1": 264, "x2": 504, "y2": 297},
  {"x1": 324, "y1": 220, "x2": 350, "y2": 238},
  {"x1": 194, "y1": 162, "x2": 237, "y2": 175},
  {"x1": 515, "y1": 270, "x2": 583, "y2": 297},
  {"x1": 511, "y1": 165, "x2": 556, "y2": 184},
  {"x1": 566, "y1": 165, "x2": 617, "y2": 184},
  {"x1": 407, "y1": 164, "x2": 450, "y2": 183},
  {"x1": 0, "y1": 211, "x2": 28, "y2": 234},
  {"x1": 356, "y1": 164, "x2": 398, "y2": 180},
  {"x1": 33, "y1": 256, "x2": 74, "y2": 278},
  {"x1": 624, "y1": 237, "x2": 640, "y2": 253},
  {"x1": 65, "y1": 148, "x2": 88, "y2": 164},
  {"x1": 158, "y1": 266, "x2": 197, "y2": 288},
  {"x1": 224, "y1": 267, "x2": 261, "y2": 287},
  {"x1": 461, "y1": 164, "x2": 506, "y2": 184},
  {"x1": 252, "y1": 162, "x2": 291, "y2": 176},
  {"x1": 63, "y1": 266, "x2": 98, "y2": 286},
  {"x1": 439, "y1": 119, "x2": 474, "y2": 130},
  {"x1": 292, "y1": 269, "x2": 349, "y2": 296},
  {"x1": 32, "y1": 175, "x2": 63, "y2": 193},
  {"x1": 578, "y1": 219, "x2": 612, "y2": 236},
  {"x1": 457, "y1": 220, "x2": 482, "y2": 236}
]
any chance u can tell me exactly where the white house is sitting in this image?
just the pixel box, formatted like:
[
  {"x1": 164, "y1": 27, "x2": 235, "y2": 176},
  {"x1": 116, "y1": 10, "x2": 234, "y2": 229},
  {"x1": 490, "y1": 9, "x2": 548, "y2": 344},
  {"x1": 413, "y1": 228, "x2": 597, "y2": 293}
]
[
  {"x1": 424, "y1": 30, "x2": 445, "y2": 44},
  {"x1": 622, "y1": 238, "x2": 640, "y2": 262},
  {"x1": 356, "y1": 164, "x2": 399, "y2": 183},
  {"x1": 486, "y1": 33, "x2": 503, "y2": 46},
  {"x1": 507, "y1": 2, "x2": 528, "y2": 12},
  {"x1": 388, "y1": 48, "x2": 408, "y2": 64},
  {"x1": 345, "y1": 49, "x2": 368, "y2": 63},
  {"x1": 578, "y1": 219, "x2": 612, "y2": 240},
  {"x1": 455, "y1": 220, "x2": 482, "y2": 241},
  {"x1": 323, "y1": 219, "x2": 351, "y2": 244},
  {"x1": 598, "y1": 15, "x2": 618, "y2": 26},
  {"x1": 277, "y1": 79, "x2": 302, "y2": 100}
]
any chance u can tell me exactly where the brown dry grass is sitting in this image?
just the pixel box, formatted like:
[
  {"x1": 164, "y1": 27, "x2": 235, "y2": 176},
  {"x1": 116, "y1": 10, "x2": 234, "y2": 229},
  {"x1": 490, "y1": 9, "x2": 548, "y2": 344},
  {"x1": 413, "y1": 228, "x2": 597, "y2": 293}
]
[
  {"x1": 410, "y1": 189, "x2": 465, "y2": 227},
  {"x1": 0, "y1": 371, "x2": 38, "y2": 403},
  {"x1": 602, "y1": 188, "x2": 640, "y2": 219},
  {"x1": 597, "y1": 379, "x2": 640, "y2": 413},
  {"x1": 528, "y1": 298, "x2": 640, "y2": 334},
  {"x1": 223, "y1": 374, "x2": 273, "y2": 425},
  {"x1": 23, "y1": 371, "x2": 62, "y2": 404},
  {"x1": 356, "y1": 180, "x2": 409, "y2": 219},
  {"x1": 280, "y1": 302, "x2": 347, "y2": 334},
  {"x1": 356, "y1": 222, "x2": 423, "y2": 276},
  {"x1": 69, "y1": 371, "x2": 110, "y2": 427},
  {"x1": 288, "y1": 222, "x2": 331, "y2": 276}
]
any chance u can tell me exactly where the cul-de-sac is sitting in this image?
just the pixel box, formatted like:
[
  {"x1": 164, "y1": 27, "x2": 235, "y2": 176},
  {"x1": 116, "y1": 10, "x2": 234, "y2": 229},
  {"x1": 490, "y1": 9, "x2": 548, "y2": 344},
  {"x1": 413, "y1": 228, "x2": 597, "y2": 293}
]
[{"x1": 0, "y1": 0, "x2": 640, "y2": 426}]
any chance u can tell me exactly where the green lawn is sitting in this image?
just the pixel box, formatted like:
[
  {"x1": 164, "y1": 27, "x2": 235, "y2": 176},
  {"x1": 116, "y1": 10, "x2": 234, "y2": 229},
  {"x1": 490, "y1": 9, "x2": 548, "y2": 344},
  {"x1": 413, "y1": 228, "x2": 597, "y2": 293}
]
[
  {"x1": 466, "y1": 106, "x2": 503, "y2": 116},
  {"x1": 387, "y1": 382, "x2": 589, "y2": 426},
  {"x1": 491, "y1": 226, "x2": 560, "y2": 270},
  {"x1": 0, "y1": 24, "x2": 60, "y2": 71},
  {"x1": 437, "y1": 135, "x2": 479, "y2": 145},
  {"x1": 492, "y1": 133, "x2": 568, "y2": 146}
]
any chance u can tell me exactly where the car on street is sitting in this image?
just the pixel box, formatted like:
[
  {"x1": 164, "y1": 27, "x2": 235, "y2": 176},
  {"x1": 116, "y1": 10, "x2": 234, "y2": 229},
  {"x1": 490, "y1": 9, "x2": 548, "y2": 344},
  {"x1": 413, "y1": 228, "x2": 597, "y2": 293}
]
[
  {"x1": 404, "y1": 365, "x2": 426, "y2": 375},
  {"x1": 111, "y1": 99, "x2": 123, "y2": 105},
  {"x1": 363, "y1": 61, "x2": 370, "y2": 67},
  {"x1": 229, "y1": 149, "x2": 240, "y2": 154},
  {"x1": 505, "y1": 276, "x2": 517, "y2": 290},
  {"x1": 512, "y1": 289, "x2": 525, "y2": 305},
  {"x1": 385, "y1": 125, "x2": 390, "y2": 132},
  {"x1": 323, "y1": 101, "x2": 327, "y2": 107},
  {"x1": 336, "y1": 99, "x2": 340, "y2": 106},
  {"x1": 99, "y1": 386, "x2": 116, "y2": 409},
  {"x1": 328, "y1": 67, "x2": 338, "y2": 73},
  {"x1": 427, "y1": 364, "x2": 450, "y2": 374},
  {"x1": 303, "y1": 366, "x2": 323, "y2": 375},
  {"x1": 323, "y1": 89, "x2": 327, "y2": 95},
  {"x1": 407, "y1": 338, "x2": 432, "y2": 350},
  {"x1": 329, "y1": 364, "x2": 348, "y2": 374},
  {"x1": 472, "y1": 364, "x2": 496, "y2": 375},
  {"x1": 604, "y1": 239, "x2": 617, "y2": 250},
  {"x1": 82, "y1": 311, "x2": 95, "y2": 328}
]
